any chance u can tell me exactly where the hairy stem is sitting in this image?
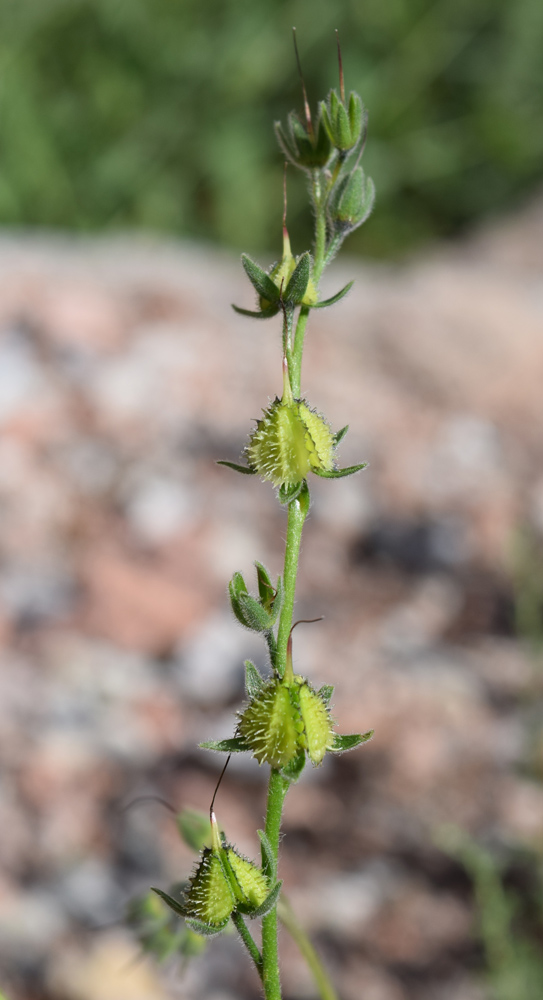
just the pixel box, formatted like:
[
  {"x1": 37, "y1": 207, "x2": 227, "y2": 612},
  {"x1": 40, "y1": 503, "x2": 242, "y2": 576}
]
[
  {"x1": 261, "y1": 768, "x2": 290, "y2": 1000},
  {"x1": 278, "y1": 895, "x2": 339, "y2": 1000},
  {"x1": 275, "y1": 491, "x2": 309, "y2": 676},
  {"x1": 232, "y1": 911, "x2": 263, "y2": 979}
]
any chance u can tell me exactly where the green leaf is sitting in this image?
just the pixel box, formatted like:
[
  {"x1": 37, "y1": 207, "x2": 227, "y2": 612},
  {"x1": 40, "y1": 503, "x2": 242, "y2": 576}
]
[
  {"x1": 333, "y1": 425, "x2": 349, "y2": 446},
  {"x1": 185, "y1": 915, "x2": 230, "y2": 936},
  {"x1": 151, "y1": 887, "x2": 187, "y2": 919},
  {"x1": 329, "y1": 730, "x2": 374, "y2": 753},
  {"x1": 284, "y1": 251, "x2": 310, "y2": 305},
  {"x1": 280, "y1": 747, "x2": 306, "y2": 782},
  {"x1": 176, "y1": 809, "x2": 211, "y2": 852},
  {"x1": 217, "y1": 460, "x2": 256, "y2": 475},
  {"x1": 245, "y1": 659, "x2": 265, "y2": 698},
  {"x1": 199, "y1": 737, "x2": 250, "y2": 753},
  {"x1": 241, "y1": 254, "x2": 280, "y2": 302},
  {"x1": 312, "y1": 280, "x2": 354, "y2": 309},
  {"x1": 243, "y1": 880, "x2": 283, "y2": 919},
  {"x1": 257, "y1": 829, "x2": 277, "y2": 882},
  {"x1": 313, "y1": 462, "x2": 367, "y2": 479},
  {"x1": 232, "y1": 303, "x2": 279, "y2": 319},
  {"x1": 318, "y1": 684, "x2": 334, "y2": 706}
]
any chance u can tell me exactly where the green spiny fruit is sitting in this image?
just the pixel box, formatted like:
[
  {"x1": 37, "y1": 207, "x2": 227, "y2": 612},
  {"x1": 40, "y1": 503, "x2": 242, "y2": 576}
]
[
  {"x1": 247, "y1": 398, "x2": 334, "y2": 487},
  {"x1": 183, "y1": 849, "x2": 234, "y2": 927},
  {"x1": 237, "y1": 680, "x2": 300, "y2": 768},
  {"x1": 296, "y1": 678, "x2": 335, "y2": 765},
  {"x1": 237, "y1": 676, "x2": 335, "y2": 769},
  {"x1": 227, "y1": 848, "x2": 270, "y2": 908}
]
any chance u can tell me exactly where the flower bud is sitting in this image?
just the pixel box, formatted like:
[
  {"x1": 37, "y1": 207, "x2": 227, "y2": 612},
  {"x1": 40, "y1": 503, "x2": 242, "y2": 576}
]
[
  {"x1": 328, "y1": 166, "x2": 375, "y2": 235},
  {"x1": 275, "y1": 107, "x2": 333, "y2": 171},
  {"x1": 320, "y1": 89, "x2": 366, "y2": 153}
]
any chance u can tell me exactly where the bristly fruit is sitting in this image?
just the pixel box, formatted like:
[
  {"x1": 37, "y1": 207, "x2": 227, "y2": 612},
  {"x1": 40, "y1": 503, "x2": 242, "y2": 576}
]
[
  {"x1": 237, "y1": 675, "x2": 336, "y2": 770},
  {"x1": 246, "y1": 396, "x2": 335, "y2": 488}
]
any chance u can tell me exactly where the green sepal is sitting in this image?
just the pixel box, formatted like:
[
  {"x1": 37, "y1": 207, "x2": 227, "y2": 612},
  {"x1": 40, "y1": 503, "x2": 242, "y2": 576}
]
[
  {"x1": 333, "y1": 425, "x2": 349, "y2": 446},
  {"x1": 241, "y1": 254, "x2": 280, "y2": 303},
  {"x1": 243, "y1": 879, "x2": 283, "y2": 919},
  {"x1": 329, "y1": 730, "x2": 374, "y2": 753},
  {"x1": 229, "y1": 571, "x2": 275, "y2": 631},
  {"x1": 280, "y1": 746, "x2": 306, "y2": 782},
  {"x1": 318, "y1": 684, "x2": 334, "y2": 706},
  {"x1": 313, "y1": 462, "x2": 367, "y2": 479},
  {"x1": 312, "y1": 281, "x2": 354, "y2": 309},
  {"x1": 297, "y1": 479, "x2": 311, "y2": 518},
  {"x1": 335, "y1": 102, "x2": 352, "y2": 148},
  {"x1": 237, "y1": 593, "x2": 275, "y2": 631},
  {"x1": 217, "y1": 460, "x2": 256, "y2": 475},
  {"x1": 245, "y1": 660, "x2": 265, "y2": 698},
  {"x1": 348, "y1": 92, "x2": 364, "y2": 144},
  {"x1": 278, "y1": 481, "x2": 304, "y2": 505},
  {"x1": 177, "y1": 809, "x2": 211, "y2": 852},
  {"x1": 185, "y1": 915, "x2": 230, "y2": 937},
  {"x1": 283, "y1": 251, "x2": 311, "y2": 305},
  {"x1": 255, "y1": 561, "x2": 274, "y2": 608},
  {"x1": 257, "y1": 829, "x2": 277, "y2": 882},
  {"x1": 232, "y1": 303, "x2": 280, "y2": 319},
  {"x1": 199, "y1": 737, "x2": 250, "y2": 753},
  {"x1": 151, "y1": 887, "x2": 187, "y2": 920}
]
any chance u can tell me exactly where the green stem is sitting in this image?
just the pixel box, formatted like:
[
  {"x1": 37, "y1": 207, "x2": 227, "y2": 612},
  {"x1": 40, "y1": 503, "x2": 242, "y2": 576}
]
[
  {"x1": 312, "y1": 172, "x2": 327, "y2": 283},
  {"x1": 261, "y1": 768, "x2": 289, "y2": 1000},
  {"x1": 275, "y1": 490, "x2": 309, "y2": 676},
  {"x1": 291, "y1": 306, "x2": 310, "y2": 398},
  {"x1": 278, "y1": 895, "x2": 339, "y2": 1000},
  {"x1": 232, "y1": 911, "x2": 263, "y2": 979},
  {"x1": 290, "y1": 175, "x2": 328, "y2": 396}
]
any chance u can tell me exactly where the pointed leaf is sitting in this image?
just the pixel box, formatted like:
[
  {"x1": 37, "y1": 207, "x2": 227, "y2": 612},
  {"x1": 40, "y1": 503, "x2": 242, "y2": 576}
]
[
  {"x1": 185, "y1": 915, "x2": 230, "y2": 936},
  {"x1": 241, "y1": 254, "x2": 280, "y2": 302},
  {"x1": 312, "y1": 280, "x2": 354, "y2": 309},
  {"x1": 232, "y1": 303, "x2": 279, "y2": 319},
  {"x1": 199, "y1": 737, "x2": 250, "y2": 753},
  {"x1": 329, "y1": 730, "x2": 374, "y2": 753},
  {"x1": 245, "y1": 660, "x2": 265, "y2": 699},
  {"x1": 284, "y1": 251, "x2": 311, "y2": 305},
  {"x1": 313, "y1": 462, "x2": 367, "y2": 479},
  {"x1": 151, "y1": 887, "x2": 187, "y2": 920},
  {"x1": 243, "y1": 880, "x2": 283, "y2": 919},
  {"x1": 318, "y1": 684, "x2": 334, "y2": 706},
  {"x1": 217, "y1": 460, "x2": 256, "y2": 475},
  {"x1": 257, "y1": 829, "x2": 277, "y2": 882},
  {"x1": 333, "y1": 425, "x2": 349, "y2": 446}
]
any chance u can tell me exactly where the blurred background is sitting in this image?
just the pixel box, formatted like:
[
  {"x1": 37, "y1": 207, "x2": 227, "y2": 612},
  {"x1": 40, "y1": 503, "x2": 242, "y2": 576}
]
[{"x1": 1, "y1": 2, "x2": 543, "y2": 1000}]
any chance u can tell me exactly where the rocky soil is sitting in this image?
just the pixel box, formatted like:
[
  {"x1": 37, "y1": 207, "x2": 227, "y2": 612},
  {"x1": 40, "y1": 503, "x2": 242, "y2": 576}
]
[{"x1": 1, "y1": 198, "x2": 543, "y2": 1000}]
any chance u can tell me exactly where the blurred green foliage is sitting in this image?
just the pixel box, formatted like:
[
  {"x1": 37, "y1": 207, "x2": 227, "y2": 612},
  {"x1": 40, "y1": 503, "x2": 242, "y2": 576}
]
[{"x1": 0, "y1": 0, "x2": 542, "y2": 255}]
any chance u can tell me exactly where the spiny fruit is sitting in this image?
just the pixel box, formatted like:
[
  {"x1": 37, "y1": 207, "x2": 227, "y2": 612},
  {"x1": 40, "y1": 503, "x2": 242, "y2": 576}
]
[
  {"x1": 247, "y1": 398, "x2": 334, "y2": 487},
  {"x1": 183, "y1": 817, "x2": 270, "y2": 928},
  {"x1": 237, "y1": 675, "x2": 335, "y2": 769}
]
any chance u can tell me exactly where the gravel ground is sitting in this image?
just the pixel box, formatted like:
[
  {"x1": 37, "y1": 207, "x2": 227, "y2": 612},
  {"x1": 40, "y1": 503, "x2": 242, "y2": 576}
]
[{"x1": 1, "y1": 199, "x2": 543, "y2": 1000}]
